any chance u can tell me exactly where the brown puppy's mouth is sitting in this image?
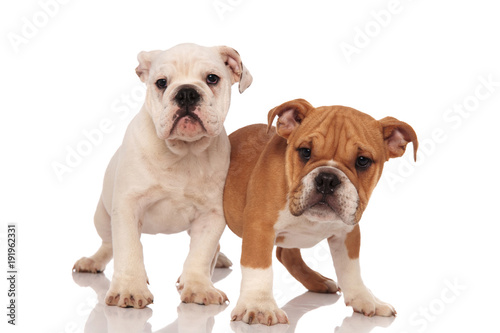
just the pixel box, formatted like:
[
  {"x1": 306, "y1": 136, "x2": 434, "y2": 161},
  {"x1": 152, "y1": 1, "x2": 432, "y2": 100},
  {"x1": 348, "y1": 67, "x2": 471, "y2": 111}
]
[
  {"x1": 290, "y1": 167, "x2": 360, "y2": 224},
  {"x1": 290, "y1": 190, "x2": 337, "y2": 217},
  {"x1": 310, "y1": 197, "x2": 335, "y2": 210},
  {"x1": 307, "y1": 197, "x2": 339, "y2": 218},
  {"x1": 306, "y1": 191, "x2": 337, "y2": 211}
]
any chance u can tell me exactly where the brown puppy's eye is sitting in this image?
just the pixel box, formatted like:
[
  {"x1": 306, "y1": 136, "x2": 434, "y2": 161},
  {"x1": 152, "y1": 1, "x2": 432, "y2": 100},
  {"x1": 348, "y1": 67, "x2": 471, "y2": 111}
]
[
  {"x1": 297, "y1": 148, "x2": 311, "y2": 162},
  {"x1": 206, "y1": 74, "x2": 219, "y2": 84},
  {"x1": 356, "y1": 156, "x2": 372, "y2": 170},
  {"x1": 156, "y1": 79, "x2": 167, "y2": 89}
]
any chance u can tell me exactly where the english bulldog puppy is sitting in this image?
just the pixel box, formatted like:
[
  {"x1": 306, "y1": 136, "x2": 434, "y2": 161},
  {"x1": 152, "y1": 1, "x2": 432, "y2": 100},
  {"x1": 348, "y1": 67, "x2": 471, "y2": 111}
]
[
  {"x1": 224, "y1": 99, "x2": 418, "y2": 325},
  {"x1": 74, "y1": 43, "x2": 252, "y2": 308}
]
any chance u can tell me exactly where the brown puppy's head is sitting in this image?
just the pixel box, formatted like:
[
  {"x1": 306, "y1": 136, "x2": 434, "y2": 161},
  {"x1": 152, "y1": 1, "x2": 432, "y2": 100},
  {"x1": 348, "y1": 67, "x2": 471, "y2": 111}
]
[{"x1": 268, "y1": 99, "x2": 418, "y2": 225}]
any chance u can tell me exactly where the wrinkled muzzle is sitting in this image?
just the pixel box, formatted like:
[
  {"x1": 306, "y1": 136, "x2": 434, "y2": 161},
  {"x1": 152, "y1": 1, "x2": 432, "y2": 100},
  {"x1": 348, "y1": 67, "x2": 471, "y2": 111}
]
[{"x1": 289, "y1": 166, "x2": 359, "y2": 225}]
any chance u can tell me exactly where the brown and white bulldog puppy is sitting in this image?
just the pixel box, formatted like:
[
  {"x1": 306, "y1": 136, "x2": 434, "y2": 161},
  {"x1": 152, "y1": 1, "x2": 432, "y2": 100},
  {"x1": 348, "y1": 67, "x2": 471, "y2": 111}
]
[
  {"x1": 224, "y1": 98, "x2": 418, "y2": 325},
  {"x1": 73, "y1": 43, "x2": 252, "y2": 308}
]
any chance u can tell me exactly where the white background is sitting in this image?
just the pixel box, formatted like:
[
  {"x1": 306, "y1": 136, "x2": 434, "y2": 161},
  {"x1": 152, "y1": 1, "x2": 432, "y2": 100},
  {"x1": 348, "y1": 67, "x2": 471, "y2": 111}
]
[{"x1": 1, "y1": 0, "x2": 499, "y2": 332}]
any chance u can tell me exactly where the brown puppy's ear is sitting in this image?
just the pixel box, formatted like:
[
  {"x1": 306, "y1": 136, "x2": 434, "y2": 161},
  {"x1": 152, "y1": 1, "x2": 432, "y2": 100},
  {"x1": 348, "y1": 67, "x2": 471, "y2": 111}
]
[
  {"x1": 379, "y1": 117, "x2": 419, "y2": 161},
  {"x1": 216, "y1": 46, "x2": 253, "y2": 93},
  {"x1": 267, "y1": 99, "x2": 314, "y2": 140},
  {"x1": 135, "y1": 50, "x2": 162, "y2": 83}
]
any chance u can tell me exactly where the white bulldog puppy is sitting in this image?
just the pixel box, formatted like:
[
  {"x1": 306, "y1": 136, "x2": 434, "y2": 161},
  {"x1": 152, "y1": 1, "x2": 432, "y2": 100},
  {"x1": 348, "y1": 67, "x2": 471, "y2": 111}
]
[{"x1": 74, "y1": 43, "x2": 252, "y2": 308}]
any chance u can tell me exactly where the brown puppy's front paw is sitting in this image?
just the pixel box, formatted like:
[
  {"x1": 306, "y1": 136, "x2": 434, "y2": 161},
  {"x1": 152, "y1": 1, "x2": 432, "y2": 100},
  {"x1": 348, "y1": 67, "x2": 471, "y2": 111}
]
[
  {"x1": 345, "y1": 290, "x2": 396, "y2": 317},
  {"x1": 105, "y1": 276, "x2": 153, "y2": 309},
  {"x1": 177, "y1": 280, "x2": 228, "y2": 305},
  {"x1": 73, "y1": 257, "x2": 105, "y2": 273},
  {"x1": 231, "y1": 298, "x2": 289, "y2": 326}
]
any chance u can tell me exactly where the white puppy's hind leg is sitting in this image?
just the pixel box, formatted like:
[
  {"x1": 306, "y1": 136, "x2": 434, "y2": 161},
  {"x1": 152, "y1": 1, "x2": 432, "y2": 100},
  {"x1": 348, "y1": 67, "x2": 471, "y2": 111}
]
[
  {"x1": 74, "y1": 198, "x2": 113, "y2": 273},
  {"x1": 211, "y1": 244, "x2": 232, "y2": 272},
  {"x1": 73, "y1": 243, "x2": 113, "y2": 273},
  {"x1": 215, "y1": 251, "x2": 232, "y2": 268}
]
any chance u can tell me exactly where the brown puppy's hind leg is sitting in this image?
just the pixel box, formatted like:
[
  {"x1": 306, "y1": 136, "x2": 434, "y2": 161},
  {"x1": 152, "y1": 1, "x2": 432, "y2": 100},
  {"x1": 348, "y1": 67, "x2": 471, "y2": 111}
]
[{"x1": 276, "y1": 247, "x2": 340, "y2": 293}]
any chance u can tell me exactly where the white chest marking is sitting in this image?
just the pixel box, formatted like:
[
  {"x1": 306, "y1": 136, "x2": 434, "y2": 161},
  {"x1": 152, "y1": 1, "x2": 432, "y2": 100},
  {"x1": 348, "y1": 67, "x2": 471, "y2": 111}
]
[{"x1": 273, "y1": 203, "x2": 354, "y2": 249}]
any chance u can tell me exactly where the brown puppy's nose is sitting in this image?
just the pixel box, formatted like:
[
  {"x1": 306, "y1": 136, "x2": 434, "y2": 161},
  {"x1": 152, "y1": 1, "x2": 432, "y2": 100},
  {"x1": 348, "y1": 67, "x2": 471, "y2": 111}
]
[
  {"x1": 175, "y1": 88, "x2": 200, "y2": 107},
  {"x1": 315, "y1": 173, "x2": 340, "y2": 195}
]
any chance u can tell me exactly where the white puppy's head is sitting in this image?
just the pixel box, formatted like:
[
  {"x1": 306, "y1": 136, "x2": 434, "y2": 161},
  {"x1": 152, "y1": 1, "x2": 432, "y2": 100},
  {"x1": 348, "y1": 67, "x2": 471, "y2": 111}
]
[{"x1": 136, "y1": 43, "x2": 252, "y2": 142}]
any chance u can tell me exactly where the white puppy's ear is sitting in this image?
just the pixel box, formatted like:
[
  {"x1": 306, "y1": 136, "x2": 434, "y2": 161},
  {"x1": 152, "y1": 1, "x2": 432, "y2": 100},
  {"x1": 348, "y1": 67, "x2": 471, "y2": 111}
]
[
  {"x1": 217, "y1": 46, "x2": 253, "y2": 93},
  {"x1": 267, "y1": 99, "x2": 314, "y2": 140},
  {"x1": 379, "y1": 117, "x2": 419, "y2": 161},
  {"x1": 135, "y1": 50, "x2": 162, "y2": 83}
]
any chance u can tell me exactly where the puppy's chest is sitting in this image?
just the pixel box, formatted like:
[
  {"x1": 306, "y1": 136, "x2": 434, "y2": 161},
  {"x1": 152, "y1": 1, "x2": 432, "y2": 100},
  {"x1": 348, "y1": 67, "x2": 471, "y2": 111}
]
[
  {"x1": 140, "y1": 164, "x2": 226, "y2": 234},
  {"x1": 163, "y1": 167, "x2": 224, "y2": 200},
  {"x1": 273, "y1": 207, "x2": 353, "y2": 249}
]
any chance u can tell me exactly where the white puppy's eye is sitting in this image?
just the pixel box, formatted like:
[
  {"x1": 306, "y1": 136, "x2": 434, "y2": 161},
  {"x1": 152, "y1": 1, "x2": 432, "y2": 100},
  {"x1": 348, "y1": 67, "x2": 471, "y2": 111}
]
[
  {"x1": 206, "y1": 74, "x2": 219, "y2": 85},
  {"x1": 155, "y1": 79, "x2": 167, "y2": 89}
]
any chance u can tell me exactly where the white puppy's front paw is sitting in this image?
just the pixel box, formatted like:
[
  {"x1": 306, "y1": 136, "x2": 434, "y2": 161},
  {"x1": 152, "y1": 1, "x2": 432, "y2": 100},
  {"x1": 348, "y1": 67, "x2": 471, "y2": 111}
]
[
  {"x1": 177, "y1": 279, "x2": 228, "y2": 305},
  {"x1": 105, "y1": 275, "x2": 153, "y2": 309},
  {"x1": 344, "y1": 289, "x2": 396, "y2": 317},
  {"x1": 231, "y1": 296, "x2": 289, "y2": 326}
]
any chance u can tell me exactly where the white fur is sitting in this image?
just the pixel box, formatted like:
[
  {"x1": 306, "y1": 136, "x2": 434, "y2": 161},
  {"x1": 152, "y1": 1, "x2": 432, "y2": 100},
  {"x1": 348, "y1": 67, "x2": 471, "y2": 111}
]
[
  {"x1": 274, "y1": 202, "x2": 354, "y2": 249},
  {"x1": 231, "y1": 267, "x2": 288, "y2": 325},
  {"x1": 328, "y1": 236, "x2": 396, "y2": 316},
  {"x1": 74, "y1": 43, "x2": 251, "y2": 308}
]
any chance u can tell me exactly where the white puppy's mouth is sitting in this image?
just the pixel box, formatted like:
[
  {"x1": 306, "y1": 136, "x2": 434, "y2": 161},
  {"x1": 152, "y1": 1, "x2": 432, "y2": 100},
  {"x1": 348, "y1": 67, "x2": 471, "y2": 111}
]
[
  {"x1": 166, "y1": 86, "x2": 209, "y2": 139},
  {"x1": 170, "y1": 108, "x2": 206, "y2": 135}
]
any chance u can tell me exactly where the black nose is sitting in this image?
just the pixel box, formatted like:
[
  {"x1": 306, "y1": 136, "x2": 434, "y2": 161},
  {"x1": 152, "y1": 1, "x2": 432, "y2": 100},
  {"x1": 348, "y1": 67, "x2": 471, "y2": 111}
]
[
  {"x1": 315, "y1": 172, "x2": 341, "y2": 195},
  {"x1": 175, "y1": 88, "x2": 200, "y2": 107}
]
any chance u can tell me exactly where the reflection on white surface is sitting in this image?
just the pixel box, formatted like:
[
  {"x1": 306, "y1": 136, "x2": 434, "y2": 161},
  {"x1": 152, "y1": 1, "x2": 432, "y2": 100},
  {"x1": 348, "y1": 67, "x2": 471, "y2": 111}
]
[
  {"x1": 73, "y1": 272, "x2": 152, "y2": 333},
  {"x1": 73, "y1": 271, "x2": 394, "y2": 333}
]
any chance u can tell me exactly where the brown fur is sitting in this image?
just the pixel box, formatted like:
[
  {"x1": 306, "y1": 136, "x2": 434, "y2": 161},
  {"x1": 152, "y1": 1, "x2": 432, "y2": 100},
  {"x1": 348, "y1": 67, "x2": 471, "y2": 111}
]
[
  {"x1": 345, "y1": 224, "x2": 361, "y2": 259},
  {"x1": 224, "y1": 125, "x2": 287, "y2": 268},
  {"x1": 276, "y1": 247, "x2": 339, "y2": 293},
  {"x1": 224, "y1": 99, "x2": 418, "y2": 285}
]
